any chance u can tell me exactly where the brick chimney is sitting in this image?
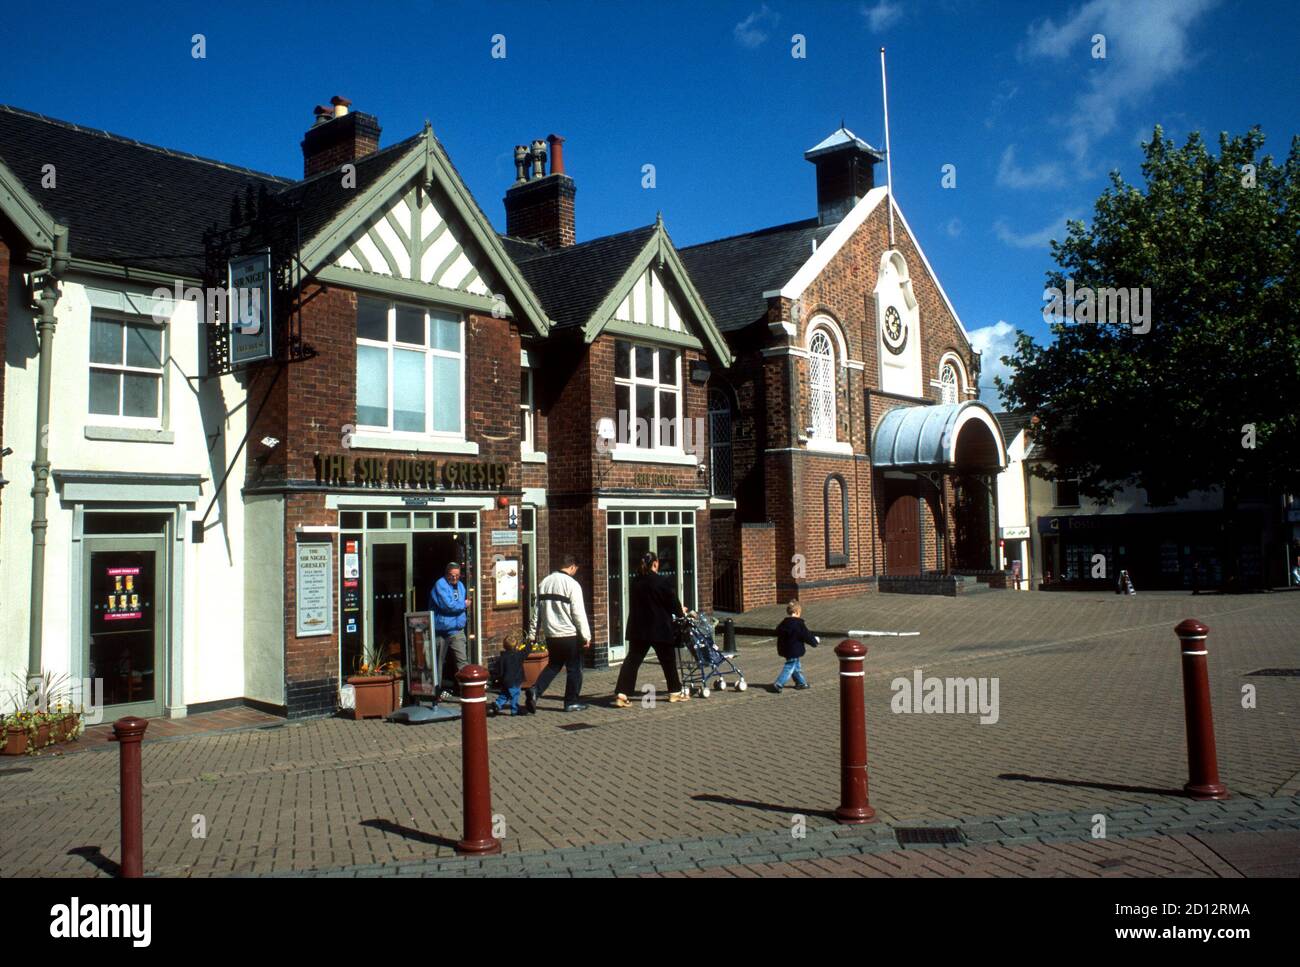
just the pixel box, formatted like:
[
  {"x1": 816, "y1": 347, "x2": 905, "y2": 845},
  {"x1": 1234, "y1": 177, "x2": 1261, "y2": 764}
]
[
  {"x1": 804, "y1": 127, "x2": 884, "y2": 226},
  {"x1": 301, "y1": 96, "x2": 382, "y2": 178},
  {"x1": 503, "y1": 133, "x2": 575, "y2": 248}
]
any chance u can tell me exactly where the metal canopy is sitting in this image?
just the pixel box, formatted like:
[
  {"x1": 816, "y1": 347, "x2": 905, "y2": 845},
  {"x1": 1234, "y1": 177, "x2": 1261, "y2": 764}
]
[{"x1": 871, "y1": 400, "x2": 1007, "y2": 470}]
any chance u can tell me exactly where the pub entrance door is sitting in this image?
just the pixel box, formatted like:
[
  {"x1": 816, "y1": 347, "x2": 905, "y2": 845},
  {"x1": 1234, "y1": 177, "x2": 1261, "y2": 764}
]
[{"x1": 83, "y1": 533, "x2": 168, "y2": 719}]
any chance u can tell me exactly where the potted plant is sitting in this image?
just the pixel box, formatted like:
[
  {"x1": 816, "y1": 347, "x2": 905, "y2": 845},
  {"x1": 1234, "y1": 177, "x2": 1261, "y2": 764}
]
[
  {"x1": 346, "y1": 642, "x2": 402, "y2": 720},
  {"x1": 1, "y1": 671, "x2": 83, "y2": 756},
  {"x1": 522, "y1": 636, "x2": 549, "y2": 690}
]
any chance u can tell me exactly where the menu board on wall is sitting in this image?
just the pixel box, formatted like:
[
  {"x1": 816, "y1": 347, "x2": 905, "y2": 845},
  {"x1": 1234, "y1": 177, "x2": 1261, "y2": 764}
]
[
  {"x1": 296, "y1": 542, "x2": 334, "y2": 637},
  {"x1": 494, "y1": 557, "x2": 520, "y2": 608}
]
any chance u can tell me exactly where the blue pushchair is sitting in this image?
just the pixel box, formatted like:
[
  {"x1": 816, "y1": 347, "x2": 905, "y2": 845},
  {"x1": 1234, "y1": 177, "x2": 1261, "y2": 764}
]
[{"x1": 675, "y1": 612, "x2": 747, "y2": 697}]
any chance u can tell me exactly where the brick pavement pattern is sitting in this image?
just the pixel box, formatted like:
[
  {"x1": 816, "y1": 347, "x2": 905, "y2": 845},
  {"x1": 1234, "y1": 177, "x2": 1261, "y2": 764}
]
[{"x1": 1, "y1": 590, "x2": 1297, "y2": 877}]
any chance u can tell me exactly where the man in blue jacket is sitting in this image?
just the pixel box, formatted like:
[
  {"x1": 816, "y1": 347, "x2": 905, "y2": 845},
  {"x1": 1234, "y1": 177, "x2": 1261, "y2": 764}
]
[{"x1": 431, "y1": 561, "x2": 470, "y2": 699}]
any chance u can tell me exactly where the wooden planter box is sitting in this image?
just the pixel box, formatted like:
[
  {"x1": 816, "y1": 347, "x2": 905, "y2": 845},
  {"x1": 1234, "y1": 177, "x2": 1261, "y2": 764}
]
[
  {"x1": 347, "y1": 675, "x2": 398, "y2": 720},
  {"x1": 522, "y1": 651, "x2": 549, "y2": 689}
]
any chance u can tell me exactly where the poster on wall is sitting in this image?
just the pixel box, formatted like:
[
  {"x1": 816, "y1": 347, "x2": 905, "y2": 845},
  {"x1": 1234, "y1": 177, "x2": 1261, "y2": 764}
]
[
  {"x1": 494, "y1": 557, "x2": 520, "y2": 608},
  {"x1": 403, "y1": 611, "x2": 437, "y2": 699},
  {"x1": 295, "y1": 542, "x2": 334, "y2": 637}
]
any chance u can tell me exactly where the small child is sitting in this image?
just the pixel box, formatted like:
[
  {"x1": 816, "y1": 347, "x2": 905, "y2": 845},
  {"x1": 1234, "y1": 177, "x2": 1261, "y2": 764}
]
[
  {"x1": 488, "y1": 632, "x2": 529, "y2": 716},
  {"x1": 774, "y1": 600, "x2": 818, "y2": 692}
]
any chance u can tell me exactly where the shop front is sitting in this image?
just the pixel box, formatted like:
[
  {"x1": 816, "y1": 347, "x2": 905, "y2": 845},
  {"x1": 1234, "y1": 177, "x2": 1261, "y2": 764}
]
[
  {"x1": 335, "y1": 502, "x2": 481, "y2": 679},
  {"x1": 602, "y1": 499, "x2": 701, "y2": 663},
  {"x1": 1036, "y1": 509, "x2": 1267, "y2": 590}
]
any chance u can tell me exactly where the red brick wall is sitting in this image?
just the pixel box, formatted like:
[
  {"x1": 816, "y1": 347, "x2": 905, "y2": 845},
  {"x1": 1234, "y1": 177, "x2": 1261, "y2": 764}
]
[
  {"x1": 301, "y1": 112, "x2": 382, "y2": 179},
  {"x1": 739, "y1": 522, "x2": 776, "y2": 610},
  {"x1": 504, "y1": 175, "x2": 576, "y2": 249}
]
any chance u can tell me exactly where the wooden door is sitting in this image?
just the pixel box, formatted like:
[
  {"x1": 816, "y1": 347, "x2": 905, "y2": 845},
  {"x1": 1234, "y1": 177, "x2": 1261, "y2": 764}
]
[{"x1": 884, "y1": 492, "x2": 921, "y2": 575}]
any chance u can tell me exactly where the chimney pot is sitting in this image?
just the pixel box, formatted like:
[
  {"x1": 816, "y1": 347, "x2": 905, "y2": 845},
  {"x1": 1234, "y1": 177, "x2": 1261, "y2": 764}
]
[
  {"x1": 504, "y1": 136, "x2": 576, "y2": 248},
  {"x1": 547, "y1": 134, "x2": 566, "y2": 176},
  {"x1": 330, "y1": 95, "x2": 352, "y2": 118},
  {"x1": 529, "y1": 139, "x2": 547, "y2": 181}
]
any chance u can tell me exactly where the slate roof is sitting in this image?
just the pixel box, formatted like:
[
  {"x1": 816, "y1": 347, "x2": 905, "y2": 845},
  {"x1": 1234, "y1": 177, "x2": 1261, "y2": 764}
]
[
  {"x1": 677, "y1": 217, "x2": 835, "y2": 333},
  {"x1": 503, "y1": 223, "x2": 657, "y2": 330},
  {"x1": 272, "y1": 133, "x2": 422, "y2": 249},
  {"x1": 804, "y1": 126, "x2": 884, "y2": 161},
  {"x1": 0, "y1": 104, "x2": 290, "y2": 277},
  {"x1": 995, "y1": 412, "x2": 1045, "y2": 458}
]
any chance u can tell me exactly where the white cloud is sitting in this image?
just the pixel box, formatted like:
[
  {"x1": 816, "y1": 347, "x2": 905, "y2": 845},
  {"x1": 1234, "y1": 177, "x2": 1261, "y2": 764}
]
[
  {"x1": 968, "y1": 320, "x2": 1019, "y2": 398},
  {"x1": 993, "y1": 211, "x2": 1077, "y2": 250},
  {"x1": 944, "y1": 217, "x2": 962, "y2": 238},
  {"x1": 863, "y1": 0, "x2": 905, "y2": 32},
  {"x1": 996, "y1": 144, "x2": 1065, "y2": 190},
  {"x1": 734, "y1": 4, "x2": 780, "y2": 48},
  {"x1": 984, "y1": 81, "x2": 1019, "y2": 129},
  {"x1": 1021, "y1": 0, "x2": 1218, "y2": 168}
]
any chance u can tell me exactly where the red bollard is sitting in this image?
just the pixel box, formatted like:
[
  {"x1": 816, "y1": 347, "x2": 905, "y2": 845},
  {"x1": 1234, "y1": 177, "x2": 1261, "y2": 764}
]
[
  {"x1": 455, "y1": 664, "x2": 502, "y2": 855},
  {"x1": 112, "y1": 716, "x2": 148, "y2": 877},
  {"x1": 1174, "y1": 619, "x2": 1229, "y2": 801},
  {"x1": 834, "y1": 639, "x2": 876, "y2": 824}
]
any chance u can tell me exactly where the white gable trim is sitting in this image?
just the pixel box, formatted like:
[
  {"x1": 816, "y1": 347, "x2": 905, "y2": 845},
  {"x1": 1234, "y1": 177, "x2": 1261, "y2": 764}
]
[
  {"x1": 776, "y1": 187, "x2": 887, "y2": 302},
  {"x1": 890, "y1": 201, "x2": 973, "y2": 346},
  {"x1": 775, "y1": 189, "x2": 974, "y2": 349}
]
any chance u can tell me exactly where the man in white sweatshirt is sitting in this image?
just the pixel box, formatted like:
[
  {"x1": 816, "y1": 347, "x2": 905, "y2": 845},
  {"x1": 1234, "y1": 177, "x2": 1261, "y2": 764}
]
[{"x1": 528, "y1": 553, "x2": 592, "y2": 712}]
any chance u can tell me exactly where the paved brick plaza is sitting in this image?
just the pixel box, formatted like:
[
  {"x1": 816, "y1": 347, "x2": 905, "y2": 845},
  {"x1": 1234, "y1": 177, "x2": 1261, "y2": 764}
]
[{"x1": 2, "y1": 589, "x2": 1297, "y2": 877}]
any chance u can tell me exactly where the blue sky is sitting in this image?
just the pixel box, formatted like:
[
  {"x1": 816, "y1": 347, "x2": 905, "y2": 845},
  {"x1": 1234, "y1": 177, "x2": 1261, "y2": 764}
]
[{"x1": 3, "y1": 0, "x2": 1296, "y2": 399}]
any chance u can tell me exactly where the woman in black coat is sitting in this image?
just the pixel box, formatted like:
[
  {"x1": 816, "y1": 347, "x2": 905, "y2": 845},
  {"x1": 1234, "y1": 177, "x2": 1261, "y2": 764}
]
[{"x1": 613, "y1": 552, "x2": 688, "y2": 707}]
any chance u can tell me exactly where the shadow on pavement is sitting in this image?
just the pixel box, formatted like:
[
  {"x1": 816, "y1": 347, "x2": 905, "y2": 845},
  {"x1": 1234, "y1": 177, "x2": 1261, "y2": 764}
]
[
  {"x1": 361, "y1": 818, "x2": 460, "y2": 849},
  {"x1": 692, "y1": 793, "x2": 837, "y2": 822},
  {"x1": 68, "y1": 845, "x2": 120, "y2": 877},
  {"x1": 998, "y1": 773, "x2": 1185, "y2": 797}
]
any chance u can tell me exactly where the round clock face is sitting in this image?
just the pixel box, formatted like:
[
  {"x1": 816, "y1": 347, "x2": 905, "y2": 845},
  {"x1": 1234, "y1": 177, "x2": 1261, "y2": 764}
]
[{"x1": 883, "y1": 305, "x2": 907, "y2": 355}]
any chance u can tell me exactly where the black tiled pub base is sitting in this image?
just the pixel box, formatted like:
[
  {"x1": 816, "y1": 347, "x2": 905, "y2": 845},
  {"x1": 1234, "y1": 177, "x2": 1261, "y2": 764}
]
[{"x1": 286, "y1": 678, "x2": 340, "y2": 719}]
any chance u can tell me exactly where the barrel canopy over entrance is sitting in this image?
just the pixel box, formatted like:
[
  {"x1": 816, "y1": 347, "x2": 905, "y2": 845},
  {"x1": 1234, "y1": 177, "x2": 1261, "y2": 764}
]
[{"x1": 871, "y1": 400, "x2": 1007, "y2": 471}]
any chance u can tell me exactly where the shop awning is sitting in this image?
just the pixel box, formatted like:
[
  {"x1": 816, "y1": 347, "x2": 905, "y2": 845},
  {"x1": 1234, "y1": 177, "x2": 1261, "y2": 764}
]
[{"x1": 871, "y1": 400, "x2": 1007, "y2": 471}]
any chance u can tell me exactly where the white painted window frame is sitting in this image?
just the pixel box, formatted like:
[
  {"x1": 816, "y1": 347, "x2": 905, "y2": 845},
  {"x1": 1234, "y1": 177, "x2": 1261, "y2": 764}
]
[
  {"x1": 87, "y1": 312, "x2": 167, "y2": 429},
  {"x1": 612, "y1": 339, "x2": 685, "y2": 456},
  {"x1": 806, "y1": 325, "x2": 837, "y2": 442},
  {"x1": 356, "y1": 300, "x2": 465, "y2": 443}
]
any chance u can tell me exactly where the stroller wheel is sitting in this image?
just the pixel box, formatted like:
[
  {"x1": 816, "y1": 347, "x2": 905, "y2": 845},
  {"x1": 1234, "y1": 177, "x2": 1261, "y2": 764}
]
[
  {"x1": 737, "y1": 679, "x2": 747, "y2": 691},
  {"x1": 701, "y1": 687, "x2": 711, "y2": 698},
  {"x1": 716, "y1": 678, "x2": 726, "y2": 691}
]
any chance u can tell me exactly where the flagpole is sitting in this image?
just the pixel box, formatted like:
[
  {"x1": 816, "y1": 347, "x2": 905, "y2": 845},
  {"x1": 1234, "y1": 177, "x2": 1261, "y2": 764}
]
[{"x1": 880, "y1": 46, "x2": 895, "y2": 249}]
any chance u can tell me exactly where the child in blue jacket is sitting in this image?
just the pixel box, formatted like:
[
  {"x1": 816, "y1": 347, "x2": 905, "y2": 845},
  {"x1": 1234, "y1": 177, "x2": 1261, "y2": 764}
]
[{"x1": 773, "y1": 600, "x2": 818, "y2": 692}]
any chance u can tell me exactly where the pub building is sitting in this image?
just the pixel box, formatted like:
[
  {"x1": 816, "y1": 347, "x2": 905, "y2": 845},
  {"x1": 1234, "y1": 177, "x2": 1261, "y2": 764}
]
[{"x1": 1, "y1": 99, "x2": 1009, "y2": 726}]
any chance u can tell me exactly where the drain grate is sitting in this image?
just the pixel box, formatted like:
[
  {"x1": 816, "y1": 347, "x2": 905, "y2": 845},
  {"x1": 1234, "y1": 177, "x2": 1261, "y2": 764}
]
[
  {"x1": 0, "y1": 767, "x2": 34, "y2": 777},
  {"x1": 895, "y1": 826, "x2": 964, "y2": 846},
  {"x1": 558, "y1": 723, "x2": 598, "y2": 732},
  {"x1": 1245, "y1": 669, "x2": 1300, "y2": 677}
]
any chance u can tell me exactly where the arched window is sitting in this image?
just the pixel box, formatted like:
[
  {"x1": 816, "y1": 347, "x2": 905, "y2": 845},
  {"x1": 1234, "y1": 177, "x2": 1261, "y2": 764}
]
[
  {"x1": 808, "y1": 329, "x2": 836, "y2": 440},
  {"x1": 708, "y1": 387, "x2": 734, "y2": 497},
  {"x1": 940, "y1": 360, "x2": 959, "y2": 404}
]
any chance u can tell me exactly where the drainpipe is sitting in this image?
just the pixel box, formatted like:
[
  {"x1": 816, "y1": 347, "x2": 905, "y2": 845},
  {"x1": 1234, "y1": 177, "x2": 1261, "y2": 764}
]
[{"x1": 28, "y1": 224, "x2": 69, "y2": 673}]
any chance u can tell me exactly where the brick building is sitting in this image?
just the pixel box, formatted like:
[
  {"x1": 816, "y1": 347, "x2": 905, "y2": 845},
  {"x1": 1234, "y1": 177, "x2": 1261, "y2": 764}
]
[
  {"x1": 682, "y1": 128, "x2": 1008, "y2": 606},
  {"x1": 1, "y1": 99, "x2": 732, "y2": 721}
]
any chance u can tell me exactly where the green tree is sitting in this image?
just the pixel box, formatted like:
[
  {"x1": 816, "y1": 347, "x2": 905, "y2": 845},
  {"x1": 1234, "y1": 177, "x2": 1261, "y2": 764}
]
[{"x1": 1001, "y1": 126, "x2": 1299, "y2": 509}]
